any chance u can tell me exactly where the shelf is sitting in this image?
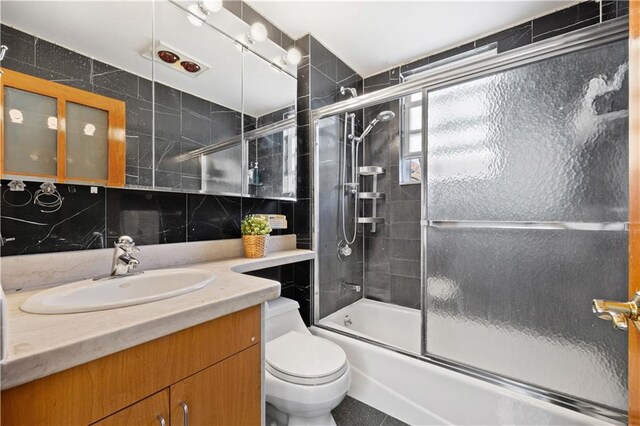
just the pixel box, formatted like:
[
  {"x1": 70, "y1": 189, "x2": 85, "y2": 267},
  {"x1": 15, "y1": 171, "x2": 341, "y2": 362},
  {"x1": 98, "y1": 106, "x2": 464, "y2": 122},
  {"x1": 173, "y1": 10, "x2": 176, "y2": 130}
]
[
  {"x1": 357, "y1": 217, "x2": 385, "y2": 224},
  {"x1": 358, "y1": 166, "x2": 386, "y2": 176},
  {"x1": 358, "y1": 192, "x2": 385, "y2": 200}
]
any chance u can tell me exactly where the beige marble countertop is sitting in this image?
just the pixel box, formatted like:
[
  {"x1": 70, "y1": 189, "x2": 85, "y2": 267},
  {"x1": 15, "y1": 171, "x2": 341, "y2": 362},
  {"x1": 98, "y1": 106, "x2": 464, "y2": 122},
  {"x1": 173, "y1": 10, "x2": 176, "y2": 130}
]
[{"x1": 1, "y1": 244, "x2": 314, "y2": 390}]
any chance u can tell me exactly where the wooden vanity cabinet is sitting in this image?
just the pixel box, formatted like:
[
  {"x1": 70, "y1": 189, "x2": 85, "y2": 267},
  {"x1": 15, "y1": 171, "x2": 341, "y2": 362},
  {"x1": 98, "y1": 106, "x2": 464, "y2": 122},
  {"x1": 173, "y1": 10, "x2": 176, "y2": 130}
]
[
  {"x1": 92, "y1": 390, "x2": 170, "y2": 426},
  {"x1": 1, "y1": 306, "x2": 261, "y2": 426}
]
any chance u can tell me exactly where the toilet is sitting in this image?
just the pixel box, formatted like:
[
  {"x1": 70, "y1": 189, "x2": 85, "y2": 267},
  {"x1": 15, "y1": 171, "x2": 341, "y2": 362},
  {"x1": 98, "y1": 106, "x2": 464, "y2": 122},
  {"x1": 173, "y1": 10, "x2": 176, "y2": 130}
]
[{"x1": 265, "y1": 297, "x2": 351, "y2": 426}]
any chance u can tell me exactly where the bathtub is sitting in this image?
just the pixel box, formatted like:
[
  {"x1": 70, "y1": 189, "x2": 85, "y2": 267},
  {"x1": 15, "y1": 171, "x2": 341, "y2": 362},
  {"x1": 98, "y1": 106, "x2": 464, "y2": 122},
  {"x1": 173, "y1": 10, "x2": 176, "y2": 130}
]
[
  {"x1": 313, "y1": 299, "x2": 615, "y2": 425},
  {"x1": 320, "y1": 298, "x2": 421, "y2": 353}
]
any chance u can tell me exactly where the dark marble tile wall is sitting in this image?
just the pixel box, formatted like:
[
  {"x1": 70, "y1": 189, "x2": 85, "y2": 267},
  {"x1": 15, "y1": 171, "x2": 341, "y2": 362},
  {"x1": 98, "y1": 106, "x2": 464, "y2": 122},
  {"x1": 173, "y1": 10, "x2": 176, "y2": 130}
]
[
  {"x1": 0, "y1": 24, "x2": 245, "y2": 191},
  {"x1": 0, "y1": 180, "x2": 294, "y2": 256},
  {"x1": 360, "y1": 100, "x2": 420, "y2": 309},
  {"x1": 316, "y1": 115, "x2": 364, "y2": 319},
  {"x1": 365, "y1": 1, "x2": 629, "y2": 90},
  {"x1": 294, "y1": 35, "x2": 364, "y2": 322},
  {"x1": 245, "y1": 259, "x2": 312, "y2": 326}
]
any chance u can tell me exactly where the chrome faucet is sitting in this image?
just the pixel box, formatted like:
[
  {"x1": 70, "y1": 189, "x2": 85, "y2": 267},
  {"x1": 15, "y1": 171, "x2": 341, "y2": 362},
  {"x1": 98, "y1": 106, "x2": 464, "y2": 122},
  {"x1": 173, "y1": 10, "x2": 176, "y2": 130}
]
[{"x1": 111, "y1": 235, "x2": 140, "y2": 276}]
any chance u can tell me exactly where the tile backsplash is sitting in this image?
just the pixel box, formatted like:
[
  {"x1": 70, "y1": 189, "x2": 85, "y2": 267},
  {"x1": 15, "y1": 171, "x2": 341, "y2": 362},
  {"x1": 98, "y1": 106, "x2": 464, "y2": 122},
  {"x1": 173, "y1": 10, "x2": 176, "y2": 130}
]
[{"x1": 0, "y1": 180, "x2": 294, "y2": 256}]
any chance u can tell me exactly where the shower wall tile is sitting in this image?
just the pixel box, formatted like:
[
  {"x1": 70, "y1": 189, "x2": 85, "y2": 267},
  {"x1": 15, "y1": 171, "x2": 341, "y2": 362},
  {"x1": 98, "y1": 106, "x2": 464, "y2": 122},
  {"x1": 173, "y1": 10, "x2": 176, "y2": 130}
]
[
  {"x1": 390, "y1": 275, "x2": 421, "y2": 309},
  {"x1": 475, "y1": 22, "x2": 532, "y2": 53},
  {"x1": 532, "y1": 2, "x2": 600, "y2": 42}
]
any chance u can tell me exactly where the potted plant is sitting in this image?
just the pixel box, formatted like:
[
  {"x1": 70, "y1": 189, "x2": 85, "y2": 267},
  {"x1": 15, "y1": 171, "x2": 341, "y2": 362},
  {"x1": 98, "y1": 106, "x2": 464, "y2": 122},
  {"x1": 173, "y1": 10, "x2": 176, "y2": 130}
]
[{"x1": 241, "y1": 215, "x2": 272, "y2": 258}]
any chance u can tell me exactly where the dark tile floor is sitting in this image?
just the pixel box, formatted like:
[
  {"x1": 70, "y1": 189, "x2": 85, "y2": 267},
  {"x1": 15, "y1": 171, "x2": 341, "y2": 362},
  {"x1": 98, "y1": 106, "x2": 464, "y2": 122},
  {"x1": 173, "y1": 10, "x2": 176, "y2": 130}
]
[{"x1": 332, "y1": 396, "x2": 408, "y2": 426}]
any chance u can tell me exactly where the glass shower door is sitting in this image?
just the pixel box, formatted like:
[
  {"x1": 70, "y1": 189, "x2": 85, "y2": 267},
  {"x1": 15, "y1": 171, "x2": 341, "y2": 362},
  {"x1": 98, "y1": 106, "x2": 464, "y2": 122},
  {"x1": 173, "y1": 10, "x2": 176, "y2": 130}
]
[{"x1": 424, "y1": 39, "x2": 629, "y2": 411}]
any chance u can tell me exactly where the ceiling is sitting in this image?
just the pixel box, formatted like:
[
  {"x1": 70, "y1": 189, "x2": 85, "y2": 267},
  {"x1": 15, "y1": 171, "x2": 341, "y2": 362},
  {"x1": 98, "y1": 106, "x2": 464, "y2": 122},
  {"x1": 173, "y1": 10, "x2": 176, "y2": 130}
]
[
  {"x1": 2, "y1": 1, "x2": 296, "y2": 117},
  {"x1": 248, "y1": 0, "x2": 577, "y2": 78}
]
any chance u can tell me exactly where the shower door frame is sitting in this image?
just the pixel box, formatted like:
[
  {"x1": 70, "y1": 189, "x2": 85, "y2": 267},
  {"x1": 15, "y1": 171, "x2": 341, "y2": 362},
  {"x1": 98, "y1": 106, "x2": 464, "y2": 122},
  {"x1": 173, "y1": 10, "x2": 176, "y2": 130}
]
[{"x1": 310, "y1": 16, "x2": 629, "y2": 424}]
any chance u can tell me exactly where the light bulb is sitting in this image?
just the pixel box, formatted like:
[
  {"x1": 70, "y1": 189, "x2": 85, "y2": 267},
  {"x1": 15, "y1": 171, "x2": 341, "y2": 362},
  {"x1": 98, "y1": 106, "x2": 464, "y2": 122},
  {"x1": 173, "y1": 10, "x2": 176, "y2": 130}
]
[
  {"x1": 199, "y1": 0, "x2": 222, "y2": 14},
  {"x1": 47, "y1": 116, "x2": 57, "y2": 130},
  {"x1": 84, "y1": 123, "x2": 96, "y2": 136},
  {"x1": 284, "y1": 47, "x2": 302, "y2": 65},
  {"x1": 247, "y1": 22, "x2": 267, "y2": 44},
  {"x1": 9, "y1": 109, "x2": 23, "y2": 124},
  {"x1": 187, "y1": 4, "x2": 205, "y2": 26}
]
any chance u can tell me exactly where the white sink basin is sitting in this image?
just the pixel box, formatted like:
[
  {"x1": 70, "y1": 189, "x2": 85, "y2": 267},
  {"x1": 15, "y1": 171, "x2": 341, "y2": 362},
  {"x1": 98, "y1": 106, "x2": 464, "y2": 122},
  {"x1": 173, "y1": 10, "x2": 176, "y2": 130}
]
[{"x1": 21, "y1": 268, "x2": 214, "y2": 314}]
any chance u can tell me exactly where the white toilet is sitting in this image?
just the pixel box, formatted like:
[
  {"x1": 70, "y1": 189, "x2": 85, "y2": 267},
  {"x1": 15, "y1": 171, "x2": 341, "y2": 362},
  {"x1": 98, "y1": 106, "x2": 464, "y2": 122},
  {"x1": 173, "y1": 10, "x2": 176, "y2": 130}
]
[{"x1": 265, "y1": 297, "x2": 351, "y2": 426}]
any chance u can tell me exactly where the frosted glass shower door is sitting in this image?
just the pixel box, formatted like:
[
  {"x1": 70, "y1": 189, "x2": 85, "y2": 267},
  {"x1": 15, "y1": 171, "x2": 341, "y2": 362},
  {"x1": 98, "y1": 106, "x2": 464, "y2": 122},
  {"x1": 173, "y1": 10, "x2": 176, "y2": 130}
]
[{"x1": 425, "y1": 39, "x2": 628, "y2": 411}]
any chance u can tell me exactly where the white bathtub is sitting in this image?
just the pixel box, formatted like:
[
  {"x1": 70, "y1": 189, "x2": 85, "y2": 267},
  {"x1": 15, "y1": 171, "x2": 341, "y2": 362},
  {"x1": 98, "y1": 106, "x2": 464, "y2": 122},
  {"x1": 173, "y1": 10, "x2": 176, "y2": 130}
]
[
  {"x1": 313, "y1": 299, "x2": 615, "y2": 426},
  {"x1": 320, "y1": 298, "x2": 421, "y2": 353}
]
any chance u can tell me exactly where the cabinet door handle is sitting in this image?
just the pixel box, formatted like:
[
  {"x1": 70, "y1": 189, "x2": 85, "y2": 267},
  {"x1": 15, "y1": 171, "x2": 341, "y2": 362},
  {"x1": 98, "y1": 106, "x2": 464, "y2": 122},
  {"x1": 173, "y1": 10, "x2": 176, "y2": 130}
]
[
  {"x1": 156, "y1": 415, "x2": 166, "y2": 426},
  {"x1": 180, "y1": 401, "x2": 189, "y2": 426}
]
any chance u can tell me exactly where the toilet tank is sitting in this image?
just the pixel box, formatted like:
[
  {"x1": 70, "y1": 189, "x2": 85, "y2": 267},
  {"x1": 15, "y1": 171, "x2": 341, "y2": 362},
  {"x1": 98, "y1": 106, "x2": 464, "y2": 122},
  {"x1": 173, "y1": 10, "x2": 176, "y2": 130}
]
[{"x1": 265, "y1": 297, "x2": 310, "y2": 342}]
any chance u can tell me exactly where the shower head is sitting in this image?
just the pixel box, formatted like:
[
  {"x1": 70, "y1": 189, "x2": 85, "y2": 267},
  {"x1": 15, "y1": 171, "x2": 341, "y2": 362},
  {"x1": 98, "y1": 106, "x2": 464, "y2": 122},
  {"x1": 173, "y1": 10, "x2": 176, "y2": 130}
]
[
  {"x1": 340, "y1": 86, "x2": 358, "y2": 98},
  {"x1": 375, "y1": 110, "x2": 395, "y2": 122},
  {"x1": 356, "y1": 110, "x2": 396, "y2": 141}
]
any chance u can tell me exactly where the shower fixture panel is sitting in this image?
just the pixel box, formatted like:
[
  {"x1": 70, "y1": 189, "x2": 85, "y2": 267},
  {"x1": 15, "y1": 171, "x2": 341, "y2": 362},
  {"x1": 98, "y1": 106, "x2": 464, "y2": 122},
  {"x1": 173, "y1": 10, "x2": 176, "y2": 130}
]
[{"x1": 338, "y1": 110, "x2": 395, "y2": 259}]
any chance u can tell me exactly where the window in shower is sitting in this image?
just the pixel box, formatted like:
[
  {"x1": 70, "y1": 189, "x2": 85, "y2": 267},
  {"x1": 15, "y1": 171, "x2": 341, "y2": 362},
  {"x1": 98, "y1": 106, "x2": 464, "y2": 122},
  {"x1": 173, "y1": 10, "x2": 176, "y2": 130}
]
[
  {"x1": 424, "y1": 38, "x2": 628, "y2": 412},
  {"x1": 400, "y1": 91, "x2": 423, "y2": 184}
]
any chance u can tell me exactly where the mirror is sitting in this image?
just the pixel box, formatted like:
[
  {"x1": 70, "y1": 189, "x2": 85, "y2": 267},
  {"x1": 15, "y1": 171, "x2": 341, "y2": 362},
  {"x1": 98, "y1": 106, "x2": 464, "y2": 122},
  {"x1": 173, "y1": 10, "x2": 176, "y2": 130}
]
[
  {"x1": 0, "y1": 0, "x2": 298, "y2": 201},
  {"x1": 242, "y1": 51, "x2": 297, "y2": 201},
  {"x1": 1, "y1": 0, "x2": 153, "y2": 187}
]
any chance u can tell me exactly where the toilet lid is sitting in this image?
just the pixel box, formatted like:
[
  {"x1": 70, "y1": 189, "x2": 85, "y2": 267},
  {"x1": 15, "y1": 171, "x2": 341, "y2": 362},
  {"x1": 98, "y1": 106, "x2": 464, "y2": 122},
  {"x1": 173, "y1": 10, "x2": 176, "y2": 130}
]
[{"x1": 266, "y1": 331, "x2": 348, "y2": 386}]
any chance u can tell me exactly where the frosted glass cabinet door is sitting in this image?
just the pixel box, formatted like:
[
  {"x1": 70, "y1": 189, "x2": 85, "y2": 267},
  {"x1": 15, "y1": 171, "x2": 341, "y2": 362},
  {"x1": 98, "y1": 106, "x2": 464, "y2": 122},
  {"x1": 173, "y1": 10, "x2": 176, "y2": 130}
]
[
  {"x1": 3, "y1": 87, "x2": 58, "y2": 176},
  {"x1": 66, "y1": 102, "x2": 109, "y2": 181},
  {"x1": 427, "y1": 40, "x2": 628, "y2": 222}
]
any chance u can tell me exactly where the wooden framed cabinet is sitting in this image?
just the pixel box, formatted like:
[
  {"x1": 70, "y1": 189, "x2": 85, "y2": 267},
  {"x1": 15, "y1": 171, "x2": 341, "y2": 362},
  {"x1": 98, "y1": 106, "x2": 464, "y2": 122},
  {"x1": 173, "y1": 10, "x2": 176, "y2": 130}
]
[
  {"x1": 1, "y1": 306, "x2": 261, "y2": 426},
  {"x1": 0, "y1": 69, "x2": 126, "y2": 186}
]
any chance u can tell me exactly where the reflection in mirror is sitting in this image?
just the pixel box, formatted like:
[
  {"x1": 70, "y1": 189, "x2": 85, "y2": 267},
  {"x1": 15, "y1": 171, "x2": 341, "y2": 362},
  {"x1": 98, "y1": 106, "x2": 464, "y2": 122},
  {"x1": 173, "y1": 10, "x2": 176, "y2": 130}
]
[
  {"x1": 1, "y1": 0, "x2": 153, "y2": 187},
  {"x1": 242, "y1": 50, "x2": 297, "y2": 201},
  {"x1": 152, "y1": 0, "x2": 244, "y2": 193}
]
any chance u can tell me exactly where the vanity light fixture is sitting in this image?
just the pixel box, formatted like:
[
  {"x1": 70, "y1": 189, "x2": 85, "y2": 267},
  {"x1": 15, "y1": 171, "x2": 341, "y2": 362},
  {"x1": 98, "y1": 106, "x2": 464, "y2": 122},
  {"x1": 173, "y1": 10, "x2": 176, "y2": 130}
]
[
  {"x1": 282, "y1": 47, "x2": 302, "y2": 66},
  {"x1": 246, "y1": 22, "x2": 267, "y2": 45},
  {"x1": 187, "y1": 4, "x2": 206, "y2": 26},
  {"x1": 199, "y1": 0, "x2": 222, "y2": 15},
  {"x1": 187, "y1": 0, "x2": 222, "y2": 26}
]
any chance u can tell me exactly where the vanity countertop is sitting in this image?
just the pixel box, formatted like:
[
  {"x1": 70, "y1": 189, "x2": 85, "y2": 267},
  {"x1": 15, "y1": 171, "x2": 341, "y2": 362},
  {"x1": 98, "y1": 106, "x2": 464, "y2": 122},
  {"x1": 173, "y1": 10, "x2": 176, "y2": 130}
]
[{"x1": 0, "y1": 239, "x2": 314, "y2": 390}]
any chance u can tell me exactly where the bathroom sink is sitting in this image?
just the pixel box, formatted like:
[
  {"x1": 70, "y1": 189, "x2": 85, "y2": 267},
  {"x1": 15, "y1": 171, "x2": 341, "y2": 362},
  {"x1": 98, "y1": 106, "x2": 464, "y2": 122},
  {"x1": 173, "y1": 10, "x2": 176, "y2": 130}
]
[{"x1": 20, "y1": 268, "x2": 214, "y2": 314}]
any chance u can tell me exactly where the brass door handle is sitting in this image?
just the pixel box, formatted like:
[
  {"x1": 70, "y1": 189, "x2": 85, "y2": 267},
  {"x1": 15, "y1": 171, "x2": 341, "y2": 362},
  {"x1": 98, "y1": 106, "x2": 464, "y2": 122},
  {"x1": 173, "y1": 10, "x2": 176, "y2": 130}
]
[{"x1": 592, "y1": 291, "x2": 640, "y2": 331}]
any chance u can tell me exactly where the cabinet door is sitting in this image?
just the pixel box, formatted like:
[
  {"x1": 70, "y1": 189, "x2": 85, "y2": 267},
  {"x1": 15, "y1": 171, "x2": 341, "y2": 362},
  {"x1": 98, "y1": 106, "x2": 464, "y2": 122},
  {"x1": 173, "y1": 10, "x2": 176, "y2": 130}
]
[
  {"x1": 171, "y1": 344, "x2": 261, "y2": 426},
  {"x1": 91, "y1": 390, "x2": 169, "y2": 426}
]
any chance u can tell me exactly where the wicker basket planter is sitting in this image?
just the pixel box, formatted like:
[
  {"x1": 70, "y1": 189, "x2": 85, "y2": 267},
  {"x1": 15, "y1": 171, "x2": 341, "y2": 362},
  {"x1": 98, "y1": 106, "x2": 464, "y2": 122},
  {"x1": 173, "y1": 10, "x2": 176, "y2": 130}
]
[{"x1": 243, "y1": 234, "x2": 269, "y2": 258}]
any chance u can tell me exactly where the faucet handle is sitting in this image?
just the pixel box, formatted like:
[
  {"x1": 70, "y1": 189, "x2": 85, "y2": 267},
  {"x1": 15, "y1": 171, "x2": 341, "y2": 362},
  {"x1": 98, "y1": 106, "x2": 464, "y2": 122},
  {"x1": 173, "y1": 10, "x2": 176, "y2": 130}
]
[
  {"x1": 115, "y1": 235, "x2": 134, "y2": 245},
  {"x1": 115, "y1": 235, "x2": 138, "y2": 252}
]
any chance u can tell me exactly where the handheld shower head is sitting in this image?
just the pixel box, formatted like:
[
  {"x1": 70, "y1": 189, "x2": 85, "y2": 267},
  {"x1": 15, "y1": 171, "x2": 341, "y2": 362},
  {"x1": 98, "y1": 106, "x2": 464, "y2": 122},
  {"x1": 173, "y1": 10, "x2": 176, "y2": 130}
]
[
  {"x1": 356, "y1": 110, "x2": 396, "y2": 141},
  {"x1": 375, "y1": 110, "x2": 395, "y2": 122}
]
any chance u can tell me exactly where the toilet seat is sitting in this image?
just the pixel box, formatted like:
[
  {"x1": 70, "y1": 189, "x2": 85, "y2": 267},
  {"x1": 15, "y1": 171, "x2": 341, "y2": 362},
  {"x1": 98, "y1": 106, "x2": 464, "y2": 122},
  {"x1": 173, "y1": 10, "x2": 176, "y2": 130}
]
[{"x1": 266, "y1": 331, "x2": 348, "y2": 386}]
